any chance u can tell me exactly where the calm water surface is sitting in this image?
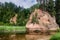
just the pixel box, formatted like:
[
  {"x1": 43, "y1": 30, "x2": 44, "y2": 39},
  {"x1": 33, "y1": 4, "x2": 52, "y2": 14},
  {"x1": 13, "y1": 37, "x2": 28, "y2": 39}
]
[{"x1": 0, "y1": 34, "x2": 51, "y2": 40}]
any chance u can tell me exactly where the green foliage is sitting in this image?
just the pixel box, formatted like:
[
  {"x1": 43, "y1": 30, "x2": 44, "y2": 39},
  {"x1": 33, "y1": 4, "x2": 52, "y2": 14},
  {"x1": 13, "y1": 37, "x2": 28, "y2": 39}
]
[
  {"x1": 32, "y1": 13, "x2": 39, "y2": 24},
  {"x1": 55, "y1": 0, "x2": 60, "y2": 13},
  {"x1": 0, "y1": 26, "x2": 26, "y2": 33},
  {"x1": 50, "y1": 32, "x2": 60, "y2": 40},
  {"x1": 46, "y1": 0, "x2": 55, "y2": 16},
  {"x1": 30, "y1": 4, "x2": 40, "y2": 12},
  {"x1": 0, "y1": 2, "x2": 17, "y2": 23},
  {"x1": 0, "y1": 0, "x2": 60, "y2": 26},
  {"x1": 55, "y1": 0, "x2": 60, "y2": 26},
  {"x1": 0, "y1": 2, "x2": 30, "y2": 26},
  {"x1": 17, "y1": 9, "x2": 30, "y2": 26}
]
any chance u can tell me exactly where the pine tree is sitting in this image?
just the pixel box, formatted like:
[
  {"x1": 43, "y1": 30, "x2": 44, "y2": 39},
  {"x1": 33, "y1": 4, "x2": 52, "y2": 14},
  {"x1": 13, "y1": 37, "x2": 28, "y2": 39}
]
[
  {"x1": 55, "y1": 0, "x2": 60, "y2": 13},
  {"x1": 47, "y1": 0, "x2": 55, "y2": 16},
  {"x1": 55, "y1": 0, "x2": 60, "y2": 26}
]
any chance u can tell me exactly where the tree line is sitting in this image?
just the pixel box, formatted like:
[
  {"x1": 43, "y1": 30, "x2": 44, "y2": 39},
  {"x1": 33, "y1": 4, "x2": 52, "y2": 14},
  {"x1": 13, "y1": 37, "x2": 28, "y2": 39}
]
[
  {"x1": 0, "y1": 2, "x2": 31, "y2": 26},
  {"x1": 0, "y1": 0, "x2": 60, "y2": 26}
]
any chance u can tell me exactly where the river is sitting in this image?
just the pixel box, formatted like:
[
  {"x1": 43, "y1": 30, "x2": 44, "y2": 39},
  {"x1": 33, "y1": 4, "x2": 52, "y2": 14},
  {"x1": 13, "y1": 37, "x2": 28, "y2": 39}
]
[{"x1": 0, "y1": 34, "x2": 51, "y2": 40}]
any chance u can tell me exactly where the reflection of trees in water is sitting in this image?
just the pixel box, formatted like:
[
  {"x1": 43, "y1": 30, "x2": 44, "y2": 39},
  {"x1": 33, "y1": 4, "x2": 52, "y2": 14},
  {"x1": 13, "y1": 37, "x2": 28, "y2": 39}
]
[{"x1": 0, "y1": 34, "x2": 25, "y2": 40}]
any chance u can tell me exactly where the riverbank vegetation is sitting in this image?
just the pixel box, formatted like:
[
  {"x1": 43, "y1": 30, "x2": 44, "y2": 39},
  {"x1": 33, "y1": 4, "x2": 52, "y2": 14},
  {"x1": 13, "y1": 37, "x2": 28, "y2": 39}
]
[
  {"x1": 50, "y1": 32, "x2": 60, "y2": 40},
  {"x1": 0, "y1": 26, "x2": 26, "y2": 34}
]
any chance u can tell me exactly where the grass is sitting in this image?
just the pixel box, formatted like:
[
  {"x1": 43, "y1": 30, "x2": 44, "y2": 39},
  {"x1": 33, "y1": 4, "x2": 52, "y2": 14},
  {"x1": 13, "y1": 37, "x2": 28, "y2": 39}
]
[
  {"x1": 50, "y1": 32, "x2": 60, "y2": 40},
  {"x1": 0, "y1": 26, "x2": 26, "y2": 33}
]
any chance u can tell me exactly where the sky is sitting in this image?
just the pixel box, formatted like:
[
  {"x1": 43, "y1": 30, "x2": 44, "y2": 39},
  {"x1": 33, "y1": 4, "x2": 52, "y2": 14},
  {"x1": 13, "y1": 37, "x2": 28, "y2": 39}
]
[{"x1": 0, "y1": 0, "x2": 37, "y2": 8}]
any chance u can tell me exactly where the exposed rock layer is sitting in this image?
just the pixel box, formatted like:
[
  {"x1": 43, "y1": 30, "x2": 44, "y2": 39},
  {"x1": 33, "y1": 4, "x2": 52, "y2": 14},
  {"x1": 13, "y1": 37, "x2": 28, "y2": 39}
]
[
  {"x1": 26, "y1": 9, "x2": 59, "y2": 33},
  {"x1": 10, "y1": 14, "x2": 17, "y2": 24}
]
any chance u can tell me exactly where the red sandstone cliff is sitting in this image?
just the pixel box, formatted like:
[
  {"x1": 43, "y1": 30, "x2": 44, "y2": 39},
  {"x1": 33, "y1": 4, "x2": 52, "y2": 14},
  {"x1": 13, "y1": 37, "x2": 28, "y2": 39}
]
[{"x1": 26, "y1": 9, "x2": 59, "y2": 33}]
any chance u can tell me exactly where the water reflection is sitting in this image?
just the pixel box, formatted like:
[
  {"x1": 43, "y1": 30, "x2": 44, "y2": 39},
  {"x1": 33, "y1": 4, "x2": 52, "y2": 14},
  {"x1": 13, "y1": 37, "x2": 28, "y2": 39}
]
[
  {"x1": 0, "y1": 34, "x2": 25, "y2": 40},
  {"x1": 0, "y1": 34, "x2": 51, "y2": 40},
  {"x1": 25, "y1": 34, "x2": 51, "y2": 40}
]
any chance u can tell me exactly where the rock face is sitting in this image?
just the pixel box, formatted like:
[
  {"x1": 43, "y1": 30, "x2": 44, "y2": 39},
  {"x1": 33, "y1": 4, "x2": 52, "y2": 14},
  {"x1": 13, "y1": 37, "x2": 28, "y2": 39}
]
[
  {"x1": 26, "y1": 9, "x2": 59, "y2": 33},
  {"x1": 10, "y1": 14, "x2": 17, "y2": 24}
]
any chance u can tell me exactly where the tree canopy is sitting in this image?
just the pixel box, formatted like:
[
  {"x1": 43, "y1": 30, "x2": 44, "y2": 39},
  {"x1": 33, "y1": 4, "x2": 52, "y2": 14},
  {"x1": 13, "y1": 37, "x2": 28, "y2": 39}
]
[{"x1": 0, "y1": 0, "x2": 60, "y2": 26}]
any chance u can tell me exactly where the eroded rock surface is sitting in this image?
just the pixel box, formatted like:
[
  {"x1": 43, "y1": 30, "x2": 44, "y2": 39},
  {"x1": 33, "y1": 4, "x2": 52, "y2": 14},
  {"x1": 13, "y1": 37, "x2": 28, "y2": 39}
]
[
  {"x1": 26, "y1": 9, "x2": 59, "y2": 33},
  {"x1": 10, "y1": 14, "x2": 17, "y2": 24}
]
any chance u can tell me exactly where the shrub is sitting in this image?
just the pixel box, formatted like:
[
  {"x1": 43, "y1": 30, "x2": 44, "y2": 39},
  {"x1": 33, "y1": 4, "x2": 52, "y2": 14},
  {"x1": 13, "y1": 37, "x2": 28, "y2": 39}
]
[{"x1": 50, "y1": 32, "x2": 60, "y2": 40}]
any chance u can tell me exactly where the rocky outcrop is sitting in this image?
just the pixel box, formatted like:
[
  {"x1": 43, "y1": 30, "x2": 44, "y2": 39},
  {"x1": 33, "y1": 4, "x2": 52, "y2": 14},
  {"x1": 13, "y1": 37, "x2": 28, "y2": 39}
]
[
  {"x1": 26, "y1": 9, "x2": 59, "y2": 34},
  {"x1": 10, "y1": 14, "x2": 17, "y2": 24}
]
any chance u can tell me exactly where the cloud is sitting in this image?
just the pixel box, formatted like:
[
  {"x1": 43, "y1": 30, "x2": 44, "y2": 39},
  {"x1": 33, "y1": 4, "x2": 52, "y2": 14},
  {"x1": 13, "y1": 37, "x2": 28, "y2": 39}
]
[{"x1": 0, "y1": 0, "x2": 37, "y2": 8}]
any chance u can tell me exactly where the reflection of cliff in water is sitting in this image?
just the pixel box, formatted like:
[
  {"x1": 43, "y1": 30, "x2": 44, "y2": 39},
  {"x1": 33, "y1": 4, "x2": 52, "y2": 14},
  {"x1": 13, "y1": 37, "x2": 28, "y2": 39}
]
[
  {"x1": 0, "y1": 34, "x2": 52, "y2": 40},
  {"x1": 26, "y1": 34, "x2": 51, "y2": 40}
]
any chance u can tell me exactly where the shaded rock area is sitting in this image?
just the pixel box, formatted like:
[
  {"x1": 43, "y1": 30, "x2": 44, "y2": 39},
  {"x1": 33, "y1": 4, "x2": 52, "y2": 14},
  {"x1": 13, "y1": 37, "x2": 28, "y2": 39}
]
[{"x1": 26, "y1": 9, "x2": 59, "y2": 34}]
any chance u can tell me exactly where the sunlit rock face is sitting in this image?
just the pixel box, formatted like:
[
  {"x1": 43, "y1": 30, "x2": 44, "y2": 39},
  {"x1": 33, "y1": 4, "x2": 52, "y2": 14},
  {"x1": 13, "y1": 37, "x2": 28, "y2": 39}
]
[
  {"x1": 10, "y1": 14, "x2": 17, "y2": 24},
  {"x1": 26, "y1": 9, "x2": 59, "y2": 33}
]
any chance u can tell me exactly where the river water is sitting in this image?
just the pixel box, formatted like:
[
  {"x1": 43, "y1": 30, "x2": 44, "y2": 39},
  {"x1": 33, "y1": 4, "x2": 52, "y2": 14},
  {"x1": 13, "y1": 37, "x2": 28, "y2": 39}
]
[{"x1": 0, "y1": 34, "x2": 51, "y2": 40}]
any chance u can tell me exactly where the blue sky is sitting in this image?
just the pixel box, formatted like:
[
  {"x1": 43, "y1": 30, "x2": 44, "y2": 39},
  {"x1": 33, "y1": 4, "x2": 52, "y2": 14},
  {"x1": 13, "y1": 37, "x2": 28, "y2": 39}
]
[{"x1": 0, "y1": 0, "x2": 37, "y2": 8}]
